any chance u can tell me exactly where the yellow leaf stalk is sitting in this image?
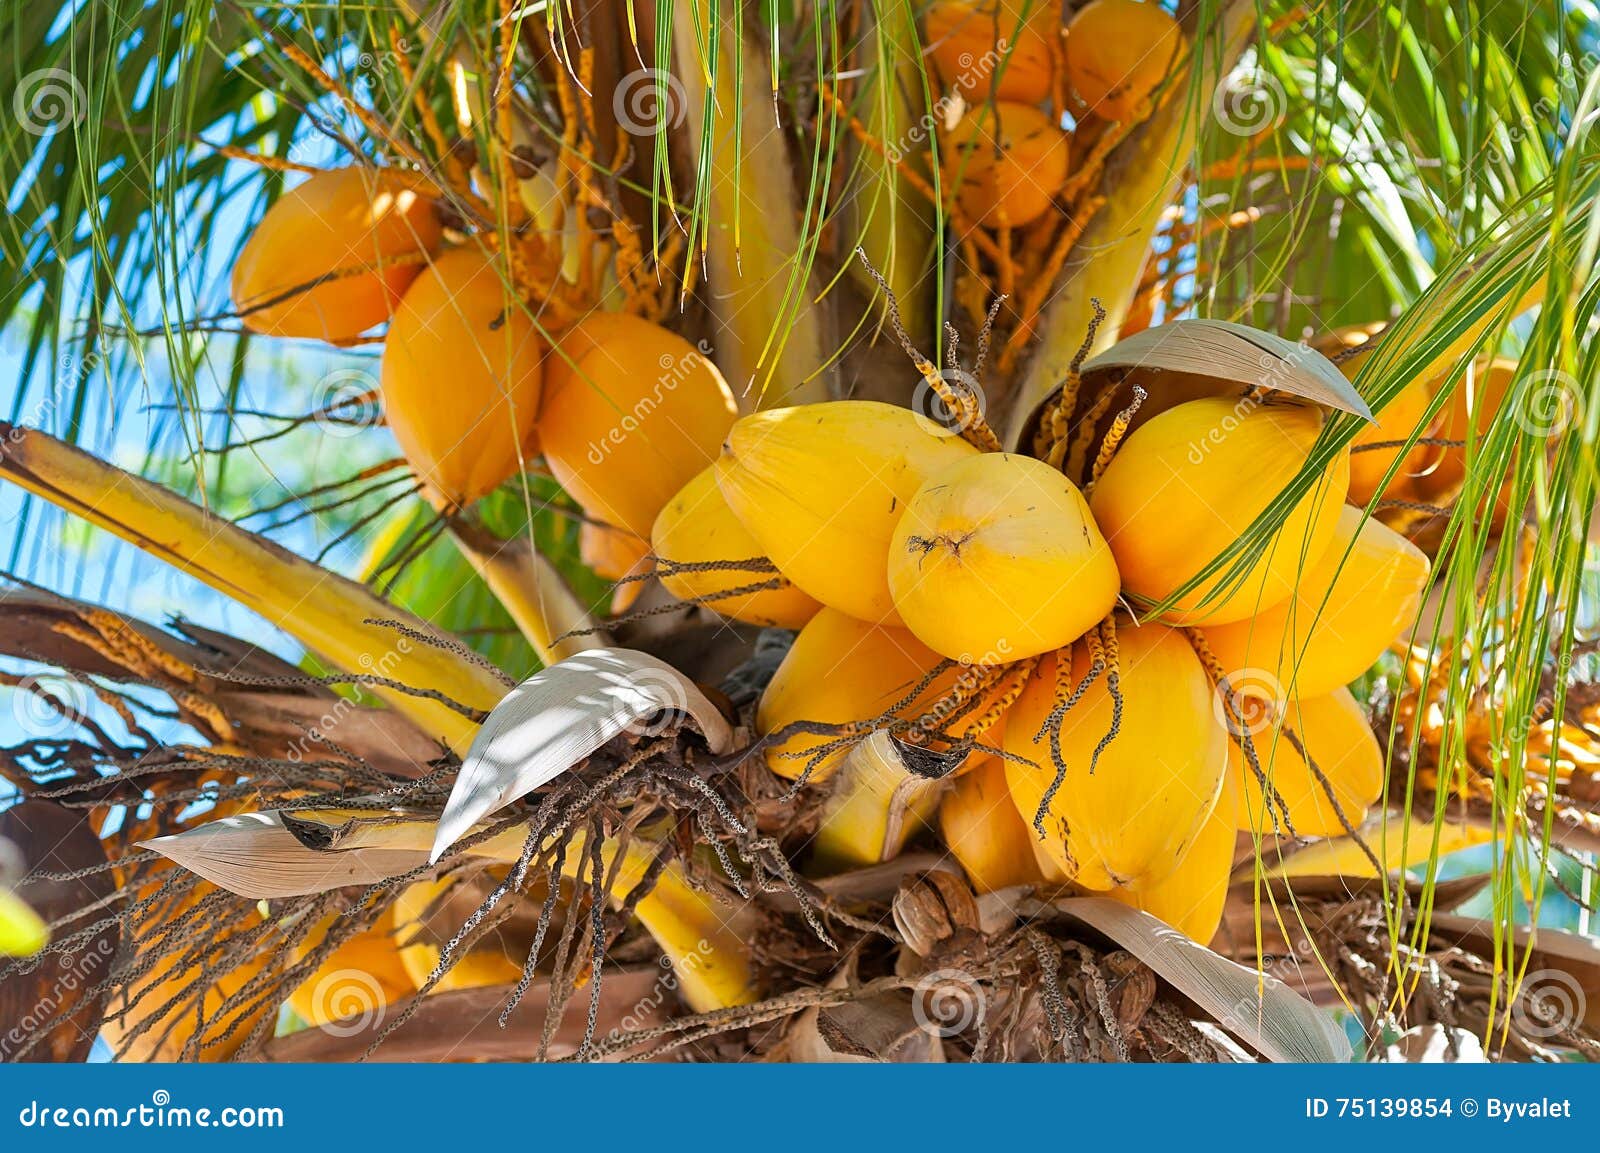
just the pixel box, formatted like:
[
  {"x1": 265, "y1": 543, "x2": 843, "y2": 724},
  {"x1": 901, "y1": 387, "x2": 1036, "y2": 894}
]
[
  {"x1": 808, "y1": 732, "x2": 948, "y2": 872},
  {"x1": 0, "y1": 425, "x2": 505, "y2": 754}
]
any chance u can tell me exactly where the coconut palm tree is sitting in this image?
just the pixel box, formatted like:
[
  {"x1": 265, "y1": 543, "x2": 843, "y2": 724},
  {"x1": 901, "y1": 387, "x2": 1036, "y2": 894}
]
[{"x1": 0, "y1": 0, "x2": 1596, "y2": 1062}]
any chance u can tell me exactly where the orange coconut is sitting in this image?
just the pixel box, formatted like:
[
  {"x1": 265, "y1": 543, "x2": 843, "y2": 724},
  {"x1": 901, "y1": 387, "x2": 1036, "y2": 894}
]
[
  {"x1": 1228, "y1": 688, "x2": 1384, "y2": 838},
  {"x1": 940, "y1": 757, "x2": 1048, "y2": 893},
  {"x1": 716, "y1": 401, "x2": 980, "y2": 624},
  {"x1": 1410, "y1": 358, "x2": 1522, "y2": 521},
  {"x1": 287, "y1": 908, "x2": 418, "y2": 1028},
  {"x1": 393, "y1": 875, "x2": 526, "y2": 992},
  {"x1": 1063, "y1": 0, "x2": 1185, "y2": 123},
  {"x1": 887, "y1": 452, "x2": 1120, "y2": 663},
  {"x1": 757, "y1": 608, "x2": 962, "y2": 783},
  {"x1": 1333, "y1": 339, "x2": 1443, "y2": 504},
  {"x1": 1108, "y1": 774, "x2": 1237, "y2": 945},
  {"x1": 232, "y1": 167, "x2": 442, "y2": 342},
  {"x1": 541, "y1": 317, "x2": 738, "y2": 538},
  {"x1": 381, "y1": 247, "x2": 543, "y2": 509},
  {"x1": 925, "y1": 0, "x2": 1057, "y2": 105},
  {"x1": 99, "y1": 881, "x2": 275, "y2": 1061},
  {"x1": 942, "y1": 102, "x2": 1070, "y2": 227}
]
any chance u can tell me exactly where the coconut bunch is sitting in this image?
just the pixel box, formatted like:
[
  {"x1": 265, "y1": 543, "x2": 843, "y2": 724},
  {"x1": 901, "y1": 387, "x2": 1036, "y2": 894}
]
[
  {"x1": 920, "y1": 0, "x2": 1184, "y2": 231},
  {"x1": 635, "y1": 330, "x2": 1435, "y2": 948},
  {"x1": 1315, "y1": 324, "x2": 1525, "y2": 544},
  {"x1": 227, "y1": 149, "x2": 745, "y2": 630},
  {"x1": 233, "y1": 167, "x2": 726, "y2": 487}
]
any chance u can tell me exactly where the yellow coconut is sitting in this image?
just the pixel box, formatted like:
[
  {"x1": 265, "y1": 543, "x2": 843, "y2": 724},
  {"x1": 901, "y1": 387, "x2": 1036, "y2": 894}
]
[
  {"x1": 942, "y1": 101, "x2": 1070, "y2": 227},
  {"x1": 232, "y1": 167, "x2": 443, "y2": 342},
  {"x1": 393, "y1": 874, "x2": 526, "y2": 991},
  {"x1": 1004, "y1": 624, "x2": 1227, "y2": 890},
  {"x1": 1062, "y1": 0, "x2": 1184, "y2": 123},
  {"x1": 940, "y1": 757, "x2": 1048, "y2": 893},
  {"x1": 541, "y1": 316, "x2": 737, "y2": 537},
  {"x1": 381, "y1": 247, "x2": 542, "y2": 509},
  {"x1": 1204, "y1": 506, "x2": 1429, "y2": 698},
  {"x1": 652, "y1": 466, "x2": 822, "y2": 628},
  {"x1": 1108, "y1": 775, "x2": 1236, "y2": 945},
  {"x1": 287, "y1": 908, "x2": 418, "y2": 1028},
  {"x1": 1229, "y1": 688, "x2": 1384, "y2": 838},
  {"x1": 756, "y1": 607, "x2": 954, "y2": 783},
  {"x1": 1088, "y1": 396, "x2": 1349, "y2": 625},
  {"x1": 888, "y1": 452, "x2": 1120, "y2": 662},
  {"x1": 717, "y1": 400, "x2": 980, "y2": 624},
  {"x1": 925, "y1": 0, "x2": 1057, "y2": 105}
]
